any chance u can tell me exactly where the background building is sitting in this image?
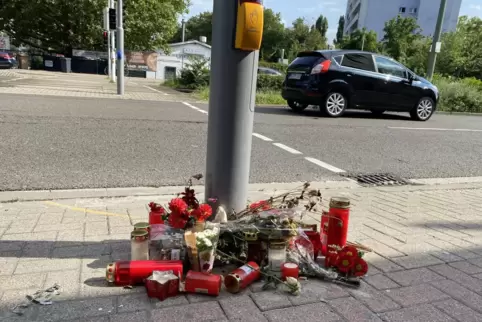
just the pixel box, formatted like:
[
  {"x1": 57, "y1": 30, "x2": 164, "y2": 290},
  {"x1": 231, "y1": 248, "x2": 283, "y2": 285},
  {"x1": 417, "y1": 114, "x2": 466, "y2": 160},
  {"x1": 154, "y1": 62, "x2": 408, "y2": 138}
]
[{"x1": 344, "y1": 0, "x2": 462, "y2": 39}]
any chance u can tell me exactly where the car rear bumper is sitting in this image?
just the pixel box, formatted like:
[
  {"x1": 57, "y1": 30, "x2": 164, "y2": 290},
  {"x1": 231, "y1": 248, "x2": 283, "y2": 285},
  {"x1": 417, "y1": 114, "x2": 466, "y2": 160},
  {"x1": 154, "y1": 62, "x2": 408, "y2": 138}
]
[{"x1": 281, "y1": 87, "x2": 327, "y2": 105}]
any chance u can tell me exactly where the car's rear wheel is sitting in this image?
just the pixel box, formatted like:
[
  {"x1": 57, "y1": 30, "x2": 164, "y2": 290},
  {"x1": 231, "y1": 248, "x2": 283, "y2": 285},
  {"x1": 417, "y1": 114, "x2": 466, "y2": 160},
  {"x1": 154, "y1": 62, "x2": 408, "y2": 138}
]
[
  {"x1": 410, "y1": 97, "x2": 435, "y2": 121},
  {"x1": 323, "y1": 92, "x2": 347, "y2": 117},
  {"x1": 287, "y1": 100, "x2": 308, "y2": 112}
]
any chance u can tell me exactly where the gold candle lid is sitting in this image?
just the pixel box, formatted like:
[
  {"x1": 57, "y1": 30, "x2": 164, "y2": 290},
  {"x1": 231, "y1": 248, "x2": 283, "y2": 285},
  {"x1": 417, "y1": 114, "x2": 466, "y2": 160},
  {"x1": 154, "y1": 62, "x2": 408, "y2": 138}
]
[
  {"x1": 224, "y1": 273, "x2": 241, "y2": 294},
  {"x1": 329, "y1": 197, "x2": 350, "y2": 209},
  {"x1": 105, "y1": 263, "x2": 116, "y2": 283},
  {"x1": 134, "y1": 222, "x2": 150, "y2": 230},
  {"x1": 131, "y1": 230, "x2": 148, "y2": 240}
]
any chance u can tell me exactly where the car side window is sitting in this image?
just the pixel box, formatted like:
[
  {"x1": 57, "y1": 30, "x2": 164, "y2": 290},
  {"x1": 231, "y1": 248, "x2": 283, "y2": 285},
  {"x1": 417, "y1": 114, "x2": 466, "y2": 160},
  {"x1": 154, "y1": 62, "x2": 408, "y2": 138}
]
[
  {"x1": 341, "y1": 53, "x2": 376, "y2": 72},
  {"x1": 375, "y1": 56, "x2": 407, "y2": 79},
  {"x1": 333, "y1": 55, "x2": 343, "y2": 65}
]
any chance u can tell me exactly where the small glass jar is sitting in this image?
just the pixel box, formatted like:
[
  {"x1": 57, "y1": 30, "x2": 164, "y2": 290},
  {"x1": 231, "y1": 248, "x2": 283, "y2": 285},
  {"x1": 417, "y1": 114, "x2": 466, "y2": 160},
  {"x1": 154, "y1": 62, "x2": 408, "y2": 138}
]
[
  {"x1": 131, "y1": 230, "x2": 149, "y2": 261},
  {"x1": 268, "y1": 241, "x2": 286, "y2": 272}
]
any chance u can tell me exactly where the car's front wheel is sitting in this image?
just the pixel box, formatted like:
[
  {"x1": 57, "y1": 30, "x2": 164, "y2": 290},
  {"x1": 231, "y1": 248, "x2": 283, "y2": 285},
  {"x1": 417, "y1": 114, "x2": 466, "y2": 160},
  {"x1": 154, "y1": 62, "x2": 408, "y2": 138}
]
[
  {"x1": 323, "y1": 92, "x2": 347, "y2": 117},
  {"x1": 287, "y1": 100, "x2": 308, "y2": 112},
  {"x1": 410, "y1": 97, "x2": 435, "y2": 121}
]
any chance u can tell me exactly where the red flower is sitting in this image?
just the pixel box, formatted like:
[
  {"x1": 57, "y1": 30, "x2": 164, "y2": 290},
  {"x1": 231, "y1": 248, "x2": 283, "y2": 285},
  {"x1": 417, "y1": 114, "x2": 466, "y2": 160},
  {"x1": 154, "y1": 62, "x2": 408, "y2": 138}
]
[
  {"x1": 341, "y1": 245, "x2": 359, "y2": 258},
  {"x1": 148, "y1": 202, "x2": 164, "y2": 212},
  {"x1": 336, "y1": 253, "x2": 356, "y2": 273},
  {"x1": 249, "y1": 200, "x2": 271, "y2": 212},
  {"x1": 353, "y1": 258, "x2": 368, "y2": 277},
  {"x1": 192, "y1": 204, "x2": 212, "y2": 222},
  {"x1": 168, "y1": 211, "x2": 188, "y2": 229},
  {"x1": 168, "y1": 198, "x2": 188, "y2": 214}
]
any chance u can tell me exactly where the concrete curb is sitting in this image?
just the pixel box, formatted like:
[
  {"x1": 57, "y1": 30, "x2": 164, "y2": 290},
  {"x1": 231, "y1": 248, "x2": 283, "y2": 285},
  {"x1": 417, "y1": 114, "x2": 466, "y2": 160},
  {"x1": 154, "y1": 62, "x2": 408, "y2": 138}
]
[
  {"x1": 0, "y1": 181, "x2": 359, "y2": 203},
  {"x1": 2, "y1": 177, "x2": 482, "y2": 203}
]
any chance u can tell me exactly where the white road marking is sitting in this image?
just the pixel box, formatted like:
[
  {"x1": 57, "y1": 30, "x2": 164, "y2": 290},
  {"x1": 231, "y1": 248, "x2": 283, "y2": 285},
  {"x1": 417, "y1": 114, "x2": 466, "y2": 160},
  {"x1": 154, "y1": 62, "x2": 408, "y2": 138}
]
[
  {"x1": 304, "y1": 157, "x2": 346, "y2": 173},
  {"x1": 182, "y1": 101, "x2": 208, "y2": 114},
  {"x1": 182, "y1": 102, "x2": 347, "y2": 174},
  {"x1": 143, "y1": 85, "x2": 169, "y2": 95},
  {"x1": 388, "y1": 126, "x2": 482, "y2": 132},
  {"x1": 272, "y1": 143, "x2": 303, "y2": 155},
  {"x1": 252, "y1": 133, "x2": 273, "y2": 141}
]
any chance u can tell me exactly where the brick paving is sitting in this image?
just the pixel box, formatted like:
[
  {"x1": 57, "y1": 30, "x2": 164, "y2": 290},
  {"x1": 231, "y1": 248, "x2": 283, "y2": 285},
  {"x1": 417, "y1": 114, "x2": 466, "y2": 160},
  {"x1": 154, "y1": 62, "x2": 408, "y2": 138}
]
[{"x1": 1, "y1": 183, "x2": 482, "y2": 321}]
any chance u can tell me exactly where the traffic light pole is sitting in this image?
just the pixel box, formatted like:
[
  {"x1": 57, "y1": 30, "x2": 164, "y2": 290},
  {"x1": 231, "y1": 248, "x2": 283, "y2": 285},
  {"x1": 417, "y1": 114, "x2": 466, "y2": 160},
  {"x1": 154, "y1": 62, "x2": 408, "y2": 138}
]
[
  {"x1": 116, "y1": 0, "x2": 125, "y2": 95},
  {"x1": 109, "y1": 0, "x2": 116, "y2": 83},
  {"x1": 204, "y1": 0, "x2": 260, "y2": 213},
  {"x1": 427, "y1": 0, "x2": 447, "y2": 81}
]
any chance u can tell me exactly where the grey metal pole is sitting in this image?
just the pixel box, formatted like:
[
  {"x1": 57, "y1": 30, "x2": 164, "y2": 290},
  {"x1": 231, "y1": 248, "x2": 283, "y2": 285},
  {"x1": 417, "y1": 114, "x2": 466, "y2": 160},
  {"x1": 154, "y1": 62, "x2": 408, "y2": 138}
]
[
  {"x1": 361, "y1": 32, "x2": 365, "y2": 51},
  {"x1": 181, "y1": 19, "x2": 186, "y2": 42},
  {"x1": 116, "y1": 0, "x2": 124, "y2": 95},
  {"x1": 205, "y1": 0, "x2": 259, "y2": 213},
  {"x1": 110, "y1": 0, "x2": 116, "y2": 83},
  {"x1": 427, "y1": 0, "x2": 447, "y2": 81}
]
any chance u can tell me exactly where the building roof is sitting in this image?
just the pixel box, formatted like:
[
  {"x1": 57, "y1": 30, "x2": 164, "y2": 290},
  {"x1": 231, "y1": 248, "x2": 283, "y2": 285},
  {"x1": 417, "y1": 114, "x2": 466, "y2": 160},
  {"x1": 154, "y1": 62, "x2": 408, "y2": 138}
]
[{"x1": 169, "y1": 40, "x2": 211, "y2": 49}]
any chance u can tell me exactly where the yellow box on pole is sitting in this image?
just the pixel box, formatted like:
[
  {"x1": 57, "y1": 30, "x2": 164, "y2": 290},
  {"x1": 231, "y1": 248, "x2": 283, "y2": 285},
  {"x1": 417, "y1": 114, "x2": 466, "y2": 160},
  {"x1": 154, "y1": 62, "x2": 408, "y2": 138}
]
[{"x1": 235, "y1": 0, "x2": 264, "y2": 51}]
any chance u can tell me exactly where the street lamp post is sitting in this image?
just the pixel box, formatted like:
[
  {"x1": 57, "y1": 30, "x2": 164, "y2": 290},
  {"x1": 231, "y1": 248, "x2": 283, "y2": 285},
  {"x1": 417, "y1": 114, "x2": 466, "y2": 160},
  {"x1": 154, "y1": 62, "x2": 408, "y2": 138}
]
[
  {"x1": 427, "y1": 0, "x2": 447, "y2": 81},
  {"x1": 204, "y1": 0, "x2": 261, "y2": 213}
]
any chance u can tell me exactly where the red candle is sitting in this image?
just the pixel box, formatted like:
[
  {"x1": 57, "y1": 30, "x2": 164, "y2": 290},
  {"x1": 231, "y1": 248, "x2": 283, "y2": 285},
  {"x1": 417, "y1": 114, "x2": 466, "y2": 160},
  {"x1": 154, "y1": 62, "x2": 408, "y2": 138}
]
[
  {"x1": 106, "y1": 260, "x2": 183, "y2": 286},
  {"x1": 224, "y1": 261, "x2": 261, "y2": 293},
  {"x1": 326, "y1": 197, "x2": 350, "y2": 250},
  {"x1": 281, "y1": 263, "x2": 299, "y2": 280},
  {"x1": 149, "y1": 210, "x2": 165, "y2": 225},
  {"x1": 184, "y1": 271, "x2": 222, "y2": 296}
]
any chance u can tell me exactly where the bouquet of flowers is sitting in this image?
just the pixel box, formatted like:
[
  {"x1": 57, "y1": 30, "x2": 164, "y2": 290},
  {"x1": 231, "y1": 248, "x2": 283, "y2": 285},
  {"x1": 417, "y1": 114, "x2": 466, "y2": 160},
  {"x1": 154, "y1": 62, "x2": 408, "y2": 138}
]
[
  {"x1": 195, "y1": 225, "x2": 220, "y2": 273},
  {"x1": 148, "y1": 185, "x2": 213, "y2": 230}
]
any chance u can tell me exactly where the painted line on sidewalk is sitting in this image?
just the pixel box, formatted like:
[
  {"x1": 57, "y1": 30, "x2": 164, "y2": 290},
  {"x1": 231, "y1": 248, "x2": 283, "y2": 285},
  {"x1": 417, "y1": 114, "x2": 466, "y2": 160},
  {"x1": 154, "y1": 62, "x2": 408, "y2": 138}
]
[
  {"x1": 143, "y1": 85, "x2": 169, "y2": 95},
  {"x1": 272, "y1": 143, "x2": 303, "y2": 155},
  {"x1": 43, "y1": 201, "x2": 128, "y2": 218},
  {"x1": 252, "y1": 133, "x2": 273, "y2": 141},
  {"x1": 388, "y1": 126, "x2": 482, "y2": 132},
  {"x1": 304, "y1": 157, "x2": 346, "y2": 173}
]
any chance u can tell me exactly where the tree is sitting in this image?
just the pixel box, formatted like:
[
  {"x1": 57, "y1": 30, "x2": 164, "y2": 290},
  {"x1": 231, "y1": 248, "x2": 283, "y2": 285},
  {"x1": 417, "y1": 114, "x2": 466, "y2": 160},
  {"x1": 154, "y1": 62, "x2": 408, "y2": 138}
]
[
  {"x1": 381, "y1": 16, "x2": 422, "y2": 64},
  {"x1": 171, "y1": 11, "x2": 213, "y2": 44},
  {"x1": 0, "y1": 0, "x2": 189, "y2": 56},
  {"x1": 315, "y1": 14, "x2": 329, "y2": 40},
  {"x1": 334, "y1": 16, "x2": 345, "y2": 45},
  {"x1": 285, "y1": 18, "x2": 327, "y2": 59},
  {"x1": 339, "y1": 28, "x2": 378, "y2": 52},
  {"x1": 260, "y1": 9, "x2": 287, "y2": 61},
  {"x1": 436, "y1": 16, "x2": 482, "y2": 78}
]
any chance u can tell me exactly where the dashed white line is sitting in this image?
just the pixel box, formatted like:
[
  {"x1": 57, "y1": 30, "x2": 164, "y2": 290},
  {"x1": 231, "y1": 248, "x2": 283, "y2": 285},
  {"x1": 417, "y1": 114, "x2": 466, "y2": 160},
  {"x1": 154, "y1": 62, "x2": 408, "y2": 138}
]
[
  {"x1": 182, "y1": 102, "x2": 208, "y2": 114},
  {"x1": 252, "y1": 133, "x2": 273, "y2": 141},
  {"x1": 272, "y1": 143, "x2": 303, "y2": 155},
  {"x1": 182, "y1": 102, "x2": 346, "y2": 174},
  {"x1": 143, "y1": 85, "x2": 169, "y2": 95},
  {"x1": 304, "y1": 157, "x2": 346, "y2": 173},
  {"x1": 388, "y1": 126, "x2": 482, "y2": 132}
]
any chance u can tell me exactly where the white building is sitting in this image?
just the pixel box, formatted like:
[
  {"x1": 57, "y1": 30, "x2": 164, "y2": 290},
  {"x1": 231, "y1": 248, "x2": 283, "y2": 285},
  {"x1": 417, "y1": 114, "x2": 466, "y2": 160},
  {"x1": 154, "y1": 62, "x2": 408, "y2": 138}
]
[
  {"x1": 154, "y1": 39, "x2": 211, "y2": 82},
  {"x1": 344, "y1": 0, "x2": 462, "y2": 40}
]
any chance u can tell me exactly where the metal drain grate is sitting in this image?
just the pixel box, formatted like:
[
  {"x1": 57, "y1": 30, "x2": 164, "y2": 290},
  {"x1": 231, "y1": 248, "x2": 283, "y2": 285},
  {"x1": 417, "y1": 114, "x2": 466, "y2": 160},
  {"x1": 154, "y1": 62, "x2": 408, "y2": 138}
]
[{"x1": 344, "y1": 173, "x2": 412, "y2": 187}]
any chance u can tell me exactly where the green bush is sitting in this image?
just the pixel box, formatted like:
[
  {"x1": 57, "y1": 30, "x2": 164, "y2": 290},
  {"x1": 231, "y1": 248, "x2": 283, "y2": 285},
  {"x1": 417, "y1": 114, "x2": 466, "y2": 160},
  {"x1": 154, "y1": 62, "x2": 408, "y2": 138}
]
[
  {"x1": 435, "y1": 77, "x2": 482, "y2": 113},
  {"x1": 460, "y1": 77, "x2": 482, "y2": 91},
  {"x1": 195, "y1": 86, "x2": 284, "y2": 105},
  {"x1": 178, "y1": 56, "x2": 210, "y2": 89},
  {"x1": 258, "y1": 61, "x2": 287, "y2": 74},
  {"x1": 257, "y1": 75, "x2": 284, "y2": 91}
]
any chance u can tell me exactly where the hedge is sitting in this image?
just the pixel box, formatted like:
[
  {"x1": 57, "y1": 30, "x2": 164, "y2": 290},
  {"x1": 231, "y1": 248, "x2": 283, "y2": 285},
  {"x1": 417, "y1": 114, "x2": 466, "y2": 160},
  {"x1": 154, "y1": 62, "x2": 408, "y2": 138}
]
[
  {"x1": 258, "y1": 61, "x2": 288, "y2": 74},
  {"x1": 257, "y1": 75, "x2": 284, "y2": 91}
]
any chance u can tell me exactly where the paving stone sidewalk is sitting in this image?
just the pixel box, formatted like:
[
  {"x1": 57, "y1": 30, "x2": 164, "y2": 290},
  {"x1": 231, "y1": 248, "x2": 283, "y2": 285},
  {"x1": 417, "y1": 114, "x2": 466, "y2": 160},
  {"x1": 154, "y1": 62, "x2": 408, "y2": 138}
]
[{"x1": 1, "y1": 183, "x2": 482, "y2": 321}]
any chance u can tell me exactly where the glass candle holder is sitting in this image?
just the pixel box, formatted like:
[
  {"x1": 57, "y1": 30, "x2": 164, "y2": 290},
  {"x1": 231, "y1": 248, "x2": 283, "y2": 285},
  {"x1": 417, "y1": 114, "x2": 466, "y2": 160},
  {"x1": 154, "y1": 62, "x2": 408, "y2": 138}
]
[
  {"x1": 131, "y1": 230, "x2": 149, "y2": 261},
  {"x1": 268, "y1": 241, "x2": 286, "y2": 272}
]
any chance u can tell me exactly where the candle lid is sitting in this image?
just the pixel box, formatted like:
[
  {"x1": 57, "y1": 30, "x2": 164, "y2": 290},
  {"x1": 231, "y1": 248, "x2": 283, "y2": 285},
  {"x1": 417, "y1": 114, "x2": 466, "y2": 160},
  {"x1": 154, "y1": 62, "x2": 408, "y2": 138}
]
[
  {"x1": 283, "y1": 263, "x2": 298, "y2": 269},
  {"x1": 131, "y1": 230, "x2": 148, "y2": 240},
  {"x1": 329, "y1": 197, "x2": 350, "y2": 209},
  {"x1": 134, "y1": 222, "x2": 150, "y2": 230},
  {"x1": 105, "y1": 263, "x2": 116, "y2": 283}
]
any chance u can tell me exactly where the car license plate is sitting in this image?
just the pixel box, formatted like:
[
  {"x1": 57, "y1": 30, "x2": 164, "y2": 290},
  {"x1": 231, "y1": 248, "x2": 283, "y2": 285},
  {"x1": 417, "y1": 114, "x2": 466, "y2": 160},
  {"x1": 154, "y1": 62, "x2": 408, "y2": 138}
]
[{"x1": 289, "y1": 73, "x2": 302, "y2": 80}]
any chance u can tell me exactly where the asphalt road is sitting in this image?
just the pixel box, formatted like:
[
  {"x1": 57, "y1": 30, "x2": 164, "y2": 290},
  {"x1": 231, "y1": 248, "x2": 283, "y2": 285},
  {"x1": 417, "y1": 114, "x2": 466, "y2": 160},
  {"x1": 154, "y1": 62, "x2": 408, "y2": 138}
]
[{"x1": 0, "y1": 94, "x2": 481, "y2": 191}]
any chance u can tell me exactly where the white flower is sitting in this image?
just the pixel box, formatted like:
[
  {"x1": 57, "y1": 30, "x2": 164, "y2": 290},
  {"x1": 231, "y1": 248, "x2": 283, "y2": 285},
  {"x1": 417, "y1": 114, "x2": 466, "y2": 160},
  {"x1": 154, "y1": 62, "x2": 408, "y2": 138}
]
[{"x1": 284, "y1": 277, "x2": 301, "y2": 296}]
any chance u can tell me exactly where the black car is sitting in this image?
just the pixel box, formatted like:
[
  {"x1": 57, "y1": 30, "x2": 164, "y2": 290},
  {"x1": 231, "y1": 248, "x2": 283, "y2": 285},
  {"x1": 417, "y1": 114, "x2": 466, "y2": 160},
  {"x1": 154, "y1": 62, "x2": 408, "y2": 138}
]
[{"x1": 281, "y1": 50, "x2": 439, "y2": 121}]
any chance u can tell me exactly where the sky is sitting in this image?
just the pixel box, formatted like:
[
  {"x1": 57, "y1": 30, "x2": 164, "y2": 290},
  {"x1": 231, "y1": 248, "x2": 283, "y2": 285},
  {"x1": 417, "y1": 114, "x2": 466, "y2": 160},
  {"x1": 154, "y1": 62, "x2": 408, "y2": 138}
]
[{"x1": 186, "y1": 0, "x2": 482, "y2": 44}]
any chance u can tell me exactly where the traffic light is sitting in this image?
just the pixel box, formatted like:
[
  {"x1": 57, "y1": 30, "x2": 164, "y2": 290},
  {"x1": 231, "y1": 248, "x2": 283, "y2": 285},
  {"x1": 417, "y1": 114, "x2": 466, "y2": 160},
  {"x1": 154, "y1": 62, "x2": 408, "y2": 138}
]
[
  {"x1": 109, "y1": 8, "x2": 116, "y2": 30},
  {"x1": 103, "y1": 31, "x2": 108, "y2": 46}
]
